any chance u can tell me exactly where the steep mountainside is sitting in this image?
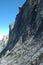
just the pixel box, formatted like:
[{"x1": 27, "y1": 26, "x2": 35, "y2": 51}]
[
  {"x1": 0, "y1": 35, "x2": 8, "y2": 52},
  {"x1": 0, "y1": 0, "x2": 43, "y2": 65}
]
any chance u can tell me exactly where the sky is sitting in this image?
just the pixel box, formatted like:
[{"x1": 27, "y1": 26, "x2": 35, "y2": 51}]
[{"x1": 0, "y1": 0, "x2": 26, "y2": 40}]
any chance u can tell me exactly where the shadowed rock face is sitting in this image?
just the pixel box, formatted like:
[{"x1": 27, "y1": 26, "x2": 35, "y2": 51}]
[{"x1": 0, "y1": 0, "x2": 43, "y2": 65}]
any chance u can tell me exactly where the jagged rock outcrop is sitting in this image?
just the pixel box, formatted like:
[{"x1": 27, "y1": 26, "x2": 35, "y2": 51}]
[
  {"x1": 0, "y1": 0, "x2": 43, "y2": 65},
  {"x1": 0, "y1": 35, "x2": 8, "y2": 52}
]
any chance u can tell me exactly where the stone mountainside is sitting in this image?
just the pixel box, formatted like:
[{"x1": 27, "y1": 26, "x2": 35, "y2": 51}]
[
  {"x1": 0, "y1": 0, "x2": 43, "y2": 65},
  {"x1": 0, "y1": 35, "x2": 8, "y2": 52}
]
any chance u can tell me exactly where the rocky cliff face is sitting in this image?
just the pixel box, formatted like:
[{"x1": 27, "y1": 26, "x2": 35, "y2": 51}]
[
  {"x1": 0, "y1": 35, "x2": 8, "y2": 52},
  {"x1": 0, "y1": 0, "x2": 43, "y2": 65}
]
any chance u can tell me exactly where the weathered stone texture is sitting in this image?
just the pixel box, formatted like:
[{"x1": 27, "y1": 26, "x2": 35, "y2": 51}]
[{"x1": 0, "y1": 0, "x2": 43, "y2": 65}]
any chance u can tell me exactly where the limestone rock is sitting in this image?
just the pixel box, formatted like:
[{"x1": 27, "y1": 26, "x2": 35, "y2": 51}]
[{"x1": 0, "y1": 0, "x2": 43, "y2": 65}]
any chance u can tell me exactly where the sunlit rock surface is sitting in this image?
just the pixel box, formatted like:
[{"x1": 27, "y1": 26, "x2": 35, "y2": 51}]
[
  {"x1": 0, "y1": 0, "x2": 43, "y2": 65},
  {"x1": 0, "y1": 35, "x2": 8, "y2": 52}
]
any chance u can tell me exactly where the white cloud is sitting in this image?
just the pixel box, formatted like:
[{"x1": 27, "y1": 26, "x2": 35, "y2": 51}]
[{"x1": 0, "y1": 32, "x2": 4, "y2": 40}]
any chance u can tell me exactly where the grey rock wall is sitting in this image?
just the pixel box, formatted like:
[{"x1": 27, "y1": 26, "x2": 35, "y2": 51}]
[{"x1": 0, "y1": 0, "x2": 43, "y2": 65}]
